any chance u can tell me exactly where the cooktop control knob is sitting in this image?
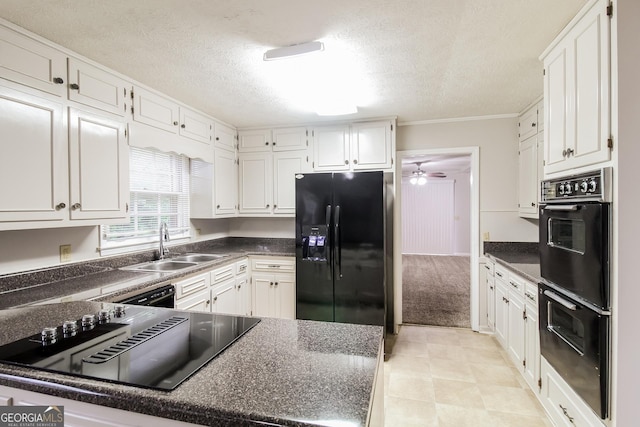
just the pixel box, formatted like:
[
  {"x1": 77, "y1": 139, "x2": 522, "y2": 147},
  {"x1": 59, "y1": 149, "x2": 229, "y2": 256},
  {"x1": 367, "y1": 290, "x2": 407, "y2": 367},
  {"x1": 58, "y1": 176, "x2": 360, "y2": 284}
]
[
  {"x1": 82, "y1": 314, "x2": 96, "y2": 329},
  {"x1": 62, "y1": 320, "x2": 78, "y2": 337},
  {"x1": 114, "y1": 305, "x2": 126, "y2": 318},
  {"x1": 98, "y1": 309, "x2": 111, "y2": 323},
  {"x1": 580, "y1": 181, "x2": 589, "y2": 193},
  {"x1": 589, "y1": 179, "x2": 598, "y2": 193},
  {"x1": 41, "y1": 327, "x2": 58, "y2": 345}
]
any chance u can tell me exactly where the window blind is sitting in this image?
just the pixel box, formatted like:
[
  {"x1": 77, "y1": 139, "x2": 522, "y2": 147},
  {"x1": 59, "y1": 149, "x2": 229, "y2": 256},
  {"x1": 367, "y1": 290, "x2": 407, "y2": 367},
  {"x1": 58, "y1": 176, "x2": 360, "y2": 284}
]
[{"x1": 101, "y1": 147, "x2": 190, "y2": 251}]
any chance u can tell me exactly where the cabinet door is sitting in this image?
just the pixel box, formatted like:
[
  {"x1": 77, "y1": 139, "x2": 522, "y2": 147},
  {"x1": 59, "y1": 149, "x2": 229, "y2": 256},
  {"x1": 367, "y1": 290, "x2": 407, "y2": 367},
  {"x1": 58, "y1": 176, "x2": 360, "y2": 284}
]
[
  {"x1": 523, "y1": 303, "x2": 539, "y2": 391},
  {"x1": 211, "y1": 279, "x2": 237, "y2": 315},
  {"x1": 0, "y1": 85, "x2": 68, "y2": 225},
  {"x1": 507, "y1": 291, "x2": 525, "y2": 367},
  {"x1": 486, "y1": 273, "x2": 495, "y2": 331},
  {"x1": 518, "y1": 106, "x2": 538, "y2": 142},
  {"x1": 272, "y1": 127, "x2": 308, "y2": 151},
  {"x1": 239, "y1": 152, "x2": 272, "y2": 214},
  {"x1": 275, "y1": 274, "x2": 296, "y2": 319},
  {"x1": 214, "y1": 122, "x2": 236, "y2": 151},
  {"x1": 179, "y1": 107, "x2": 211, "y2": 144},
  {"x1": 238, "y1": 129, "x2": 271, "y2": 152},
  {"x1": 0, "y1": 26, "x2": 67, "y2": 96},
  {"x1": 273, "y1": 151, "x2": 309, "y2": 215},
  {"x1": 313, "y1": 125, "x2": 350, "y2": 171},
  {"x1": 544, "y1": 44, "x2": 569, "y2": 172},
  {"x1": 132, "y1": 86, "x2": 179, "y2": 133},
  {"x1": 518, "y1": 135, "x2": 538, "y2": 217},
  {"x1": 494, "y1": 281, "x2": 508, "y2": 349},
  {"x1": 68, "y1": 108, "x2": 129, "y2": 221},
  {"x1": 236, "y1": 274, "x2": 250, "y2": 316},
  {"x1": 67, "y1": 58, "x2": 129, "y2": 116},
  {"x1": 214, "y1": 149, "x2": 238, "y2": 216},
  {"x1": 350, "y1": 121, "x2": 392, "y2": 170},
  {"x1": 253, "y1": 274, "x2": 276, "y2": 317}
]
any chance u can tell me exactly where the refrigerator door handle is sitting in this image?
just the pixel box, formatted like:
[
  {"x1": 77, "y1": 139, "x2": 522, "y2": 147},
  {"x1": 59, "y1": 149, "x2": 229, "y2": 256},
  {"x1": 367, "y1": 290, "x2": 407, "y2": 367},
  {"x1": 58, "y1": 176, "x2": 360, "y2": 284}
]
[
  {"x1": 335, "y1": 205, "x2": 342, "y2": 278},
  {"x1": 325, "y1": 204, "x2": 332, "y2": 268}
]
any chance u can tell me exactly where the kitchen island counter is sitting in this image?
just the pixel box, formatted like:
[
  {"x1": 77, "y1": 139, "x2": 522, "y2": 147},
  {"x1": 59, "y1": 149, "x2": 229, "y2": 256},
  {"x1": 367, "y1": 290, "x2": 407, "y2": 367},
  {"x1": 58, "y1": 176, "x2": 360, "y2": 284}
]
[{"x1": 0, "y1": 301, "x2": 383, "y2": 427}]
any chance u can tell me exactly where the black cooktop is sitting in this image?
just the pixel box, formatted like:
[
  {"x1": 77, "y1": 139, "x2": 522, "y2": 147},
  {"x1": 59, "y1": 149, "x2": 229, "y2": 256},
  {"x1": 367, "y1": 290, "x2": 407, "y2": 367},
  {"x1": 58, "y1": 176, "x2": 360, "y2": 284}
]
[{"x1": 0, "y1": 305, "x2": 260, "y2": 390}]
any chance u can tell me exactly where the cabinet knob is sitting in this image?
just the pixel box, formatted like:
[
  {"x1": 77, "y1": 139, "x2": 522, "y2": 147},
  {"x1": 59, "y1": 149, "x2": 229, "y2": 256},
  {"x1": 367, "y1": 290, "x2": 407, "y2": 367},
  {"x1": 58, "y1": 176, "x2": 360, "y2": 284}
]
[
  {"x1": 266, "y1": 204, "x2": 270, "y2": 208},
  {"x1": 531, "y1": 202, "x2": 536, "y2": 207},
  {"x1": 490, "y1": 285, "x2": 494, "y2": 290},
  {"x1": 213, "y1": 296, "x2": 218, "y2": 301},
  {"x1": 71, "y1": 203, "x2": 81, "y2": 210},
  {"x1": 238, "y1": 284, "x2": 242, "y2": 289},
  {"x1": 270, "y1": 282, "x2": 274, "y2": 286},
  {"x1": 206, "y1": 300, "x2": 210, "y2": 305},
  {"x1": 55, "y1": 202, "x2": 66, "y2": 210},
  {"x1": 265, "y1": 142, "x2": 269, "y2": 146},
  {"x1": 272, "y1": 142, "x2": 276, "y2": 146},
  {"x1": 532, "y1": 123, "x2": 536, "y2": 127},
  {"x1": 69, "y1": 83, "x2": 79, "y2": 90},
  {"x1": 173, "y1": 121, "x2": 178, "y2": 126},
  {"x1": 216, "y1": 137, "x2": 219, "y2": 141},
  {"x1": 344, "y1": 160, "x2": 349, "y2": 165},
  {"x1": 353, "y1": 159, "x2": 358, "y2": 164},
  {"x1": 53, "y1": 77, "x2": 64, "y2": 84},
  {"x1": 217, "y1": 204, "x2": 221, "y2": 209},
  {"x1": 273, "y1": 204, "x2": 277, "y2": 209},
  {"x1": 275, "y1": 282, "x2": 278, "y2": 286},
  {"x1": 566, "y1": 148, "x2": 574, "y2": 156},
  {"x1": 181, "y1": 124, "x2": 186, "y2": 128}
]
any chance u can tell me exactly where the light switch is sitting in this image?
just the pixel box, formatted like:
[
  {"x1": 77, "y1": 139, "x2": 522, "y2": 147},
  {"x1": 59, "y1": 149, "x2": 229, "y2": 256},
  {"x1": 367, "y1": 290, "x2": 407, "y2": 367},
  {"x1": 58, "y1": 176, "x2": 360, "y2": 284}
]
[
  {"x1": 482, "y1": 232, "x2": 490, "y2": 241},
  {"x1": 60, "y1": 244, "x2": 72, "y2": 262}
]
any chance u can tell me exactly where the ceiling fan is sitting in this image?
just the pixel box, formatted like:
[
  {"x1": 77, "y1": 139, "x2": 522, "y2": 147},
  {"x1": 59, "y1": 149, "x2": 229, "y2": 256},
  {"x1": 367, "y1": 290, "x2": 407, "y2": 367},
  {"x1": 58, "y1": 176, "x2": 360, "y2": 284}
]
[{"x1": 406, "y1": 162, "x2": 446, "y2": 185}]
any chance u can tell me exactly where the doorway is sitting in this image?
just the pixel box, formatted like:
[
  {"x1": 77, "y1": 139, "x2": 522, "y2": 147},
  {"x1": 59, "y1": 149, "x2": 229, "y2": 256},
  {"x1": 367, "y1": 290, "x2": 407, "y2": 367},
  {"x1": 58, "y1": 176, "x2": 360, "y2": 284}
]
[{"x1": 393, "y1": 147, "x2": 480, "y2": 332}]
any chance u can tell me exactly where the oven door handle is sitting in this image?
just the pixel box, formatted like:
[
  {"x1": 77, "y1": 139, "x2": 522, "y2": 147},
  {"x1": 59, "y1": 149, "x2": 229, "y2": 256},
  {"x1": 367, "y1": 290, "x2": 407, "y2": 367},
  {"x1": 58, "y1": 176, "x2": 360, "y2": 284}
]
[
  {"x1": 544, "y1": 290, "x2": 577, "y2": 310},
  {"x1": 543, "y1": 204, "x2": 579, "y2": 211}
]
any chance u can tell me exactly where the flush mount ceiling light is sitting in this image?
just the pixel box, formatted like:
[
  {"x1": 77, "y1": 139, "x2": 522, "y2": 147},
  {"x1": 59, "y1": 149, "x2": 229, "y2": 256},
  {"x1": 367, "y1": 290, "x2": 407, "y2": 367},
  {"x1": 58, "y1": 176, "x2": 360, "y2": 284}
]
[{"x1": 263, "y1": 41, "x2": 324, "y2": 61}]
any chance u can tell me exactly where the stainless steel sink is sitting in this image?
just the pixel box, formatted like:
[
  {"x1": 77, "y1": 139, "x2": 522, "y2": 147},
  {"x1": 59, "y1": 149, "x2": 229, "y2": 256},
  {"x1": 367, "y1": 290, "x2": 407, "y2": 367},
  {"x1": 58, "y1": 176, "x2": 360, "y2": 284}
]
[
  {"x1": 171, "y1": 253, "x2": 228, "y2": 263},
  {"x1": 122, "y1": 260, "x2": 198, "y2": 272}
]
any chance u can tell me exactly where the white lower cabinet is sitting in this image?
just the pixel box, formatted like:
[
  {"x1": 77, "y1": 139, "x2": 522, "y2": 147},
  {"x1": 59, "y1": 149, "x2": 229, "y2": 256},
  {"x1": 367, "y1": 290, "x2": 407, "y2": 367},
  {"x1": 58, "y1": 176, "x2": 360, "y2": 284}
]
[
  {"x1": 494, "y1": 275, "x2": 509, "y2": 348},
  {"x1": 251, "y1": 256, "x2": 295, "y2": 319},
  {"x1": 210, "y1": 278, "x2": 236, "y2": 315},
  {"x1": 523, "y1": 283, "x2": 539, "y2": 391},
  {"x1": 506, "y1": 276, "x2": 525, "y2": 366},
  {"x1": 0, "y1": 385, "x2": 204, "y2": 427},
  {"x1": 540, "y1": 357, "x2": 605, "y2": 427},
  {"x1": 484, "y1": 260, "x2": 495, "y2": 331}
]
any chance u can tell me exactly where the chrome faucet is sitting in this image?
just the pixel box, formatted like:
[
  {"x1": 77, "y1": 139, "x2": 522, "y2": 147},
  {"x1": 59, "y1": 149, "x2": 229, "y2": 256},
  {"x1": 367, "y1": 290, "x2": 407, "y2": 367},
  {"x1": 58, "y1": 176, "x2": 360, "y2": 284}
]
[{"x1": 159, "y1": 222, "x2": 170, "y2": 259}]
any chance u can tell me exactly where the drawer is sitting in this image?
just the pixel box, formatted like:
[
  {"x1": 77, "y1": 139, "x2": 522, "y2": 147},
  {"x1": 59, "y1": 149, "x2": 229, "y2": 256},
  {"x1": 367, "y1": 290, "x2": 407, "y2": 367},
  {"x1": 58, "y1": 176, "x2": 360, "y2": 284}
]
[
  {"x1": 252, "y1": 257, "x2": 295, "y2": 273},
  {"x1": 235, "y1": 258, "x2": 249, "y2": 276},
  {"x1": 494, "y1": 264, "x2": 508, "y2": 282},
  {"x1": 541, "y1": 358, "x2": 598, "y2": 427},
  {"x1": 175, "y1": 288, "x2": 210, "y2": 312},
  {"x1": 507, "y1": 273, "x2": 525, "y2": 297},
  {"x1": 211, "y1": 263, "x2": 235, "y2": 284},
  {"x1": 524, "y1": 282, "x2": 538, "y2": 306},
  {"x1": 175, "y1": 272, "x2": 210, "y2": 299},
  {"x1": 483, "y1": 261, "x2": 495, "y2": 276}
]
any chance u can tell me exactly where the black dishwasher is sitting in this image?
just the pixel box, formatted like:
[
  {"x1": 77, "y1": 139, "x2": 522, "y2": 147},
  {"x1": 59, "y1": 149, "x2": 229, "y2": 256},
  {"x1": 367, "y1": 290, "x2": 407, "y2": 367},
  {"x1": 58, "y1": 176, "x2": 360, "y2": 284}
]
[{"x1": 116, "y1": 284, "x2": 175, "y2": 308}]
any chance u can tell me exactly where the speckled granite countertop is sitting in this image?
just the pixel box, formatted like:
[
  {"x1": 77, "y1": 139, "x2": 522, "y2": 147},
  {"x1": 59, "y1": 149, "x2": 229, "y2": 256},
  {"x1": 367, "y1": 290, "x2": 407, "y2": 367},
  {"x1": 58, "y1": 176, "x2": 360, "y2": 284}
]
[
  {"x1": 0, "y1": 302, "x2": 382, "y2": 427},
  {"x1": 0, "y1": 237, "x2": 295, "y2": 310},
  {"x1": 483, "y1": 241, "x2": 541, "y2": 283}
]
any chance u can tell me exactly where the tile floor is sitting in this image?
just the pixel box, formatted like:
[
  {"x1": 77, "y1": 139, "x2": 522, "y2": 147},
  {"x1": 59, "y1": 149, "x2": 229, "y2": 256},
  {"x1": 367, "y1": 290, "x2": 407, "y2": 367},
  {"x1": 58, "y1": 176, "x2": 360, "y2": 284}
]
[{"x1": 383, "y1": 325, "x2": 552, "y2": 427}]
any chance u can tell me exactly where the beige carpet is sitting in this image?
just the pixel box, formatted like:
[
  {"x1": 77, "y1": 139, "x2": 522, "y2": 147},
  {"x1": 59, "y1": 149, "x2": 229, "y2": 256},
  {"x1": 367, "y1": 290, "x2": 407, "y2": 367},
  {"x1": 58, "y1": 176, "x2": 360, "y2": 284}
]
[{"x1": 402, "y1": 254, "x2": 471, "y2": 328}]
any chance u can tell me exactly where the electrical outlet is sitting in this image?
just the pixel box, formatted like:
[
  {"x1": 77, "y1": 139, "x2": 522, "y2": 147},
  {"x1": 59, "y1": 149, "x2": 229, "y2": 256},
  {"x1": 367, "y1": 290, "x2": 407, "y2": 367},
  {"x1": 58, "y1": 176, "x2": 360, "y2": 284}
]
[
  {"x1": 60, "y1": 244, "x2": 72, "y2": 262},
  {"x1": 482, "y1": 232, "x2": 490, "y2": 241}
]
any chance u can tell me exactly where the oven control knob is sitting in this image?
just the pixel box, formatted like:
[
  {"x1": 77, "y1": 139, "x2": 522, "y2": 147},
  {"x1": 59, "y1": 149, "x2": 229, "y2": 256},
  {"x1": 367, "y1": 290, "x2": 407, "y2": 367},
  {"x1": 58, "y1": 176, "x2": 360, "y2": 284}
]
[
  {"x1": 82, "y1": 314, "x2": 97, "y2": 329},
  {"x1": 62, "y1": 320, "x2": 78, "y2": 337},
  {"x1": 580, "y1": 181, "x2": 588, "y2": 193},
  {"x1": 588, "y1": 179, "x2": 598, "y2": 193},
  {"x1": 41, "y1": 327, "x2": 58, "y2": 345},
  {"x1": 114, "y1": 305, "x2": 126, "y2": 318},
  {"x1": 98, "y1": 309, "x2": 111, "y2": 323}
]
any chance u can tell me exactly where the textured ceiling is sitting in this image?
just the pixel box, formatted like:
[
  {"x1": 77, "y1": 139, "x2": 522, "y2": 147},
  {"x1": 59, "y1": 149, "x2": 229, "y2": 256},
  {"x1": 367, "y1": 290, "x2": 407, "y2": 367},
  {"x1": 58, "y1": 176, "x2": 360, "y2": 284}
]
[
  {"x1": 401, "y1": 154, "x2": 471, "y2": 177},
  {"x1": 0, "y1": 0, "x2": 587, "y2": 128}
]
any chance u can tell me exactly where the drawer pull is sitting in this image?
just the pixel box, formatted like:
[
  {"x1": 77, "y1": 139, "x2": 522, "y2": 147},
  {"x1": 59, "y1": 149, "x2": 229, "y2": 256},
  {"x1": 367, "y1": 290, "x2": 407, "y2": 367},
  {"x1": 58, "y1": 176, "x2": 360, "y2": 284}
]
[
  {"x1": 268, "y1": 265, "x2": 281, "y2": 268},
  {"x1": 509, "y1": 281, "x2": 518, "y2": 289},
  {"x1": 559, "y1": 404, "x2": 575, "y2": 424},
  {"x1": 484, "y1": 265, "x2": 490, "y2": 270},
  {"x1": 496, "y1": 271, "x2": 503, "y2": 277},
  {"x1": 526, "y1": 293, "x2": 536, "y2": 301}
]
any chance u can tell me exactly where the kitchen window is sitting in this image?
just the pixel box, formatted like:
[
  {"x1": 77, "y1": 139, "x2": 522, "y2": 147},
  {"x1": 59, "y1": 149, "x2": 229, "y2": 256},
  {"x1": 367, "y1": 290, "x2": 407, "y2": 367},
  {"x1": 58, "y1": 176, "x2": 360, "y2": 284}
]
[{"x1": 100, "y1": 147, "x2": 190, "y2": 254}]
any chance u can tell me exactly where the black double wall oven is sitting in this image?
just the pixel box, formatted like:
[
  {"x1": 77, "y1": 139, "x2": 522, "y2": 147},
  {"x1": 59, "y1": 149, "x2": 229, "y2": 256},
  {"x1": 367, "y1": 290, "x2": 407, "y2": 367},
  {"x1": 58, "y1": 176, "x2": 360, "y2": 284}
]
[{"x1": 538, "y1": 167, "x2": 611, "y2": 420}]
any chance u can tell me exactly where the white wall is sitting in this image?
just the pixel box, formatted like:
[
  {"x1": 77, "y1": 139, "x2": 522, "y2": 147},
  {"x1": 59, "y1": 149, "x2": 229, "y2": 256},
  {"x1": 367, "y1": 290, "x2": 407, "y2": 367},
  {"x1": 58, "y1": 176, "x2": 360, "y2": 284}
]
[
  {"x1": 452, "y1": 171, "x2": 471, "y2": 254},
  {"x1": 397, "y1": 117, "x2": 539, "y2": 248},
  {"x1": 228, "y1": 218, "x2": 295, "y2": 238}
]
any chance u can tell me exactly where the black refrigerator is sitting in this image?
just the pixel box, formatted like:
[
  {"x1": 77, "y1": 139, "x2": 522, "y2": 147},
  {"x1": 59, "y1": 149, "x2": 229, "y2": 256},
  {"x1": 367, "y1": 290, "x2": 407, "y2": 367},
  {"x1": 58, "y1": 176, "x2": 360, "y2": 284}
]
[{"x1": 295, "y1": 171, "x2": 393, "y2": 332}]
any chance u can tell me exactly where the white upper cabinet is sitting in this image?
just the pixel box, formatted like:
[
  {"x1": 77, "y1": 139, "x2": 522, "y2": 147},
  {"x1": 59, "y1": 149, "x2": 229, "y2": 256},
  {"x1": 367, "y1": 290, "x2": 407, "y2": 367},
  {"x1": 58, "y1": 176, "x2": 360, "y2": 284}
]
[
  {"x1": 313, "y1": 120, "x2": 395, "y2": 171},
  {"x1": 518, "y1": 105, "x2": 538, "y2": 142},
  {"x1": 239, "y1": 152, "x2": 273, "y2": 215},
  {"x1": 238, "y1": 127, "x2": 308, "y2": 152},
  {"x1": 238, "y1": 129, "x2": 271, "y2": 152},
  {"x1": 542, "y1": 0, "x2": 611, "y2": 175},
  {"x1": 350, "y1": 121, "x2": 393, "y2": 170},
  {"x1": 519, "y1": 136, "x2": 538, "y2": 217},
  {"x1": 313, "y1": 125, "x2": 351, "y2": 171},
  {"x1": 272, "y1": 127, "x2": 308, "y2": 151},
  {"x1": 273, "y1": 151, "x2": 310, "y2": 215},
  {"x1": 68, "y1": 107, "x2": 128, "y2": 221},
  {"x1": 0, "y1": 84, "x2": 67, "y2": 225},
  {"x1": 67, "y1": 58, "x2": 130, "y2": 116},
  {"x1": 214, "y1": 122, "x2": 236, "y2": 152},
  {"x1": 214, "y1": 149, "x2": 238, "y2": 217},
  {"x1": 131, "y1": 86, "x2": 179, "y2": 133},
  {"x1": 178, "y1": 107, "x2": 211, "y2": 144},
  {"x1": 0, "y1": 25, "x2": 67, "y2": 97}
]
